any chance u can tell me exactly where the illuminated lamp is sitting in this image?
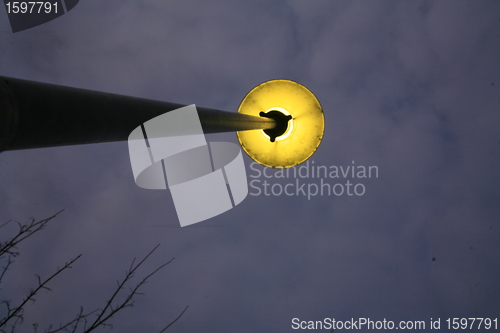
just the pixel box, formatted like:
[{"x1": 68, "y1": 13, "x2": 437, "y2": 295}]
[{"x1": 236, "y1": 79, "x2": 324, "y2": 168}]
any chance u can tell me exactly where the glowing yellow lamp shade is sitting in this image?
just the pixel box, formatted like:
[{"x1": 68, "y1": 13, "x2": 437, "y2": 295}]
[{"x1": 237, "y1": 79, "x2": 324, "y2": 168}]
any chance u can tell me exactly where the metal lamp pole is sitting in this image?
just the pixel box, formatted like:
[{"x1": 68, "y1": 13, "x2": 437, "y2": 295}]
[{"x1": 0, "y1": 76, "x2": 277, "y2": 152}]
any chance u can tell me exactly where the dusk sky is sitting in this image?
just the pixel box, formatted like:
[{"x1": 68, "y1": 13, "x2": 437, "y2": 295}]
[{"x1": 1, "y1": 1, "x2": 499, "y2": 332}]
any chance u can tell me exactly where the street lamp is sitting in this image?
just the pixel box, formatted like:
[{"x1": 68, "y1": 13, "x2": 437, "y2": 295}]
[{"x1": 0, "y1": 76, "x2": 324, "y2": 167}]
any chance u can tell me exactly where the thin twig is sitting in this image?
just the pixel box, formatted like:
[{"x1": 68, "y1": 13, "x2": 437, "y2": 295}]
[{"x1": 158, "y1": 305, "x2": 189, "y2": 333}]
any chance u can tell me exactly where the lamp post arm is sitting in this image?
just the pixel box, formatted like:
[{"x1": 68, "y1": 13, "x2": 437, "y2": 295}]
[{"x1": 0, "y1": 76, "x2": 276, "y2": 152}]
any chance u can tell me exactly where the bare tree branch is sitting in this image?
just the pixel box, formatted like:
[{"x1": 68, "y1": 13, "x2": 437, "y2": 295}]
[
  {"x1": 41, "y1": 307, "x2": 99, "y2": 333},
  {"x1": 84, "y1": 245, "x2": 174, "y2": 332},
  {"x1": 0, "y1": 210, "x2": 64, "y2": 259},
  {"x1": 0, "y1": 255, "x2": 82, "y2": 329},
  {"x1": 0, "y1": 256, "x2": 13, "y2": 285},
  {"x1": 1, "y1": 214, "x2": 187, "y2": 333},
  {"x1": 33, "y1": 245, "x2": 185, "y2": 333}
]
